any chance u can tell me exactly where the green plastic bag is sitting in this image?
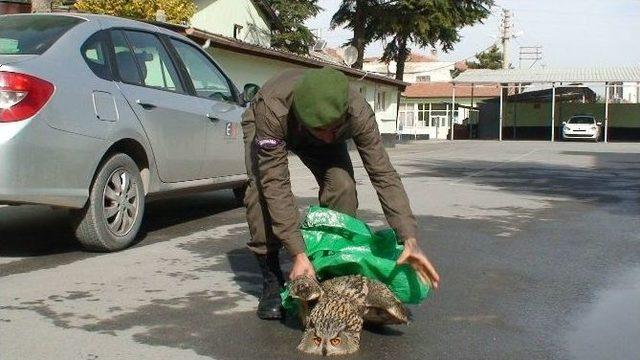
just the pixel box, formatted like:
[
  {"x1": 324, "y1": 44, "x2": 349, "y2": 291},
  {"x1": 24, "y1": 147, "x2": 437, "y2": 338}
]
[{"x1": 281, "y1": 206, "x2": 430, "y2": 312}]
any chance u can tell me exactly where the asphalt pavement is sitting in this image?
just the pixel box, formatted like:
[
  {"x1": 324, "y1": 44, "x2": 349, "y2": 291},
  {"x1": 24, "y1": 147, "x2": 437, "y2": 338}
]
[{"x1": 1, "y1": 140, "x2": 639, "y2": 360}]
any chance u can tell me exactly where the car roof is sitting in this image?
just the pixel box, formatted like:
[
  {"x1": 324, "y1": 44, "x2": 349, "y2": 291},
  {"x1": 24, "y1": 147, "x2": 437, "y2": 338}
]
[{"x1": 2, "y1": 12, "x2": 181, "y2": 38}]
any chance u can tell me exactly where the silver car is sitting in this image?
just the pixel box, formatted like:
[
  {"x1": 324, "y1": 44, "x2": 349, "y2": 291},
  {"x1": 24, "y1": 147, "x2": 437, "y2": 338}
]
[{"x1": 0, "y1": 13, "x2": 255, "y2": 251}]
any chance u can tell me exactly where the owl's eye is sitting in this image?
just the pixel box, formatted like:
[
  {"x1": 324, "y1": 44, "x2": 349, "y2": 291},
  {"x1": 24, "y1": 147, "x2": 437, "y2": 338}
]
[
  {"x1": 330, "y1": 338, "x2": 341, "y2": 346},
  {"x1": 313, "y1": 337, "x2": 322, "y2": 346}
]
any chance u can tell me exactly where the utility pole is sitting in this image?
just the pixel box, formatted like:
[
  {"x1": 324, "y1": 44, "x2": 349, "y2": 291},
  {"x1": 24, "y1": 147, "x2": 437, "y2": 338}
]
[
  {"x1": 499, "y1": 9, "x2": 512, "y2": 137},
  {"x1": 500, "y1": 9, "x2": 512, "y2": 69}
]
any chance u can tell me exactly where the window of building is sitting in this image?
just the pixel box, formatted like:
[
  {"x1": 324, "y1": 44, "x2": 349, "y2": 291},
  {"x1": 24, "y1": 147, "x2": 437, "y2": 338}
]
[
  {"x1": 417, "y1": 103, "x2": 430, "y2": 126},
  {"x1": 375, "y1": 91, "x2": 386, "y2": 111},
  {"x1": 416, "y1": 75, "x2": 431, "y2": 83},
  {"x1": 398, "y1": 103, "x2": 414, "y2": 127},
  {"x1": 608, "y1": 82, "x2": 623, "y2": 100}
]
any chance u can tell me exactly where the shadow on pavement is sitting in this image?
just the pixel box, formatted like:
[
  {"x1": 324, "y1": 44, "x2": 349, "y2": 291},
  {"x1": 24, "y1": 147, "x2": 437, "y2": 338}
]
[
  {"x1": 137, "y1": 190, "x2": 242, "y2": 243},
  {"x1": 0, "y1": 205, "x2": 78, "y2": 257},
  {"x1": 404, "y1": 150, "x2": 640, "y2": 215},
  {"x1": 0, "y1": 190, "x2": 242, "y2": 259}
]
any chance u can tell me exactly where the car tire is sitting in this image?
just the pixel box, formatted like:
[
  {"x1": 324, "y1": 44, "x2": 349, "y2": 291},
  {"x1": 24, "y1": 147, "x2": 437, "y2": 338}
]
[
  {"x1": 73, "y1": 153, "x2": 145, "y2": 252},
  {"x1": 232, "y1": 183, "x2": 248, "y2": 206}
]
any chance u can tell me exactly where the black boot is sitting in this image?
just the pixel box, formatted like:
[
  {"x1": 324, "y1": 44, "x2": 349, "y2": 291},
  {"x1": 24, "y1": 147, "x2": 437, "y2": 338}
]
[{"x1": 255, "y1": 253, "x2": 285, "y2": 320}]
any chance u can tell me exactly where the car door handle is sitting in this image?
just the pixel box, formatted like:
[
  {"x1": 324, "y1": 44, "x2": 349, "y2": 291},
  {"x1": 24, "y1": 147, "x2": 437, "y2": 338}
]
[
  {"x1": 206, "y1": 113, "x2": 220, "y2": 122},
  {"x1": 136, "y1": 99, "x2": 157, "y2": 110}
]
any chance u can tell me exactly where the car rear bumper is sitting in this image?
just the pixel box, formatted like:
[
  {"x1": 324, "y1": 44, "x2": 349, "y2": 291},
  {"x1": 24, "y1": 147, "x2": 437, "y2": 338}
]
[{"x1": 0, "y1": 118, "x2": 103, "y2": 208}]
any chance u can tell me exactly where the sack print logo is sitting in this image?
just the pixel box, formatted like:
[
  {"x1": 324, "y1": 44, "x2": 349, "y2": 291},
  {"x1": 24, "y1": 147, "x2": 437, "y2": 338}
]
[{"x1": 256, "y1": 138, "x2": 284, "y2": 149}]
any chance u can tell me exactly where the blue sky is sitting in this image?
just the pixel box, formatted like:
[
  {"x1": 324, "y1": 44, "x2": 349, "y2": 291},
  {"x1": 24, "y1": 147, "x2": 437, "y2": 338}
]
[{"x1": 305, "y1": 0, "x2": 640, "y2": 68}]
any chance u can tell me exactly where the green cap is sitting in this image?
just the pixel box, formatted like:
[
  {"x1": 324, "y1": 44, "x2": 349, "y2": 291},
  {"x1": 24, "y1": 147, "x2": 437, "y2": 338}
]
[{"x1": 292, "y1": 68, "x2": 349, "y2": 128}]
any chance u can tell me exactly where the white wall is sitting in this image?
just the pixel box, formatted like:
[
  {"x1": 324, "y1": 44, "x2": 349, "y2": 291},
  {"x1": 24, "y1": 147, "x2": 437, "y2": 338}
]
[
  {"x1": 374, "y1": 85, "x2": 399, "y2": 133},
  {"x1": 401, "y1": 62, "x2": 456, "y2": 83},
  {"x1": 348, "y1": 82, "x2": 398, "y2": 134},
  {"x1": 191, "y1": 0, "x2": 271, "y2": 47},
  {"x1": 207, "y1": 48, "x2": 305, "y2": 89},
  {"x1": 623, "y1": 82, "x2": 639, "y2": 103}
]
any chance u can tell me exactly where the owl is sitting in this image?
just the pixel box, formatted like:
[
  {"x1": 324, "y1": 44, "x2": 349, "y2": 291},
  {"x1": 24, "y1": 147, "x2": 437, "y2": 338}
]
[{"x1": 288, "y1": 275, "x2": 409, "y2": 356}]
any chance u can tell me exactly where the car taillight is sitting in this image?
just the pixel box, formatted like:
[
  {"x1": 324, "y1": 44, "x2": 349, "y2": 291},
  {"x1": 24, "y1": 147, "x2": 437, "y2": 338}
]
[{"x1": 0, "y1": 71, "x2": 54, "y2": 123}]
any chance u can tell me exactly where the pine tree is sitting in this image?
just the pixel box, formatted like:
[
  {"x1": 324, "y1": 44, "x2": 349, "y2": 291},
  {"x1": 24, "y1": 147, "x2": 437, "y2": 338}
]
[
  {"x1": 265, "y1": 0, "x2": 321, "y2": 54},
  {"x1": 377, "y1": 0, "x2": 493, "y2": 80},
  {"x1": 466, "y1": 45, "x2": 503, "y2": 70},
  {"x1": 332, "y1": 0, "x2": 493, "y2": 79}
]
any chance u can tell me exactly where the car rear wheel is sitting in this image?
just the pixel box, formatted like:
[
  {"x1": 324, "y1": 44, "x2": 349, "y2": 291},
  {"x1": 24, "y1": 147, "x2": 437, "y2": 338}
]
[{"x1": 74, "y1": 153, "x2": 145, "y2": 252}]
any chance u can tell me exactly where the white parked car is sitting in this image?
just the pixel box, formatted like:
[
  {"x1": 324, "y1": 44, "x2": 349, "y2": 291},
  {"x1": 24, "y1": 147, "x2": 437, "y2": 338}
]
[{"x1": 561, "y1": 115, "x2": 602, "y2": 142}]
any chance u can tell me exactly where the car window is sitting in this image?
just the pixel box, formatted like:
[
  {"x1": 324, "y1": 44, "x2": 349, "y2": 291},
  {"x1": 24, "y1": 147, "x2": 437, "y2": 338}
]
[
  {"x1": 81, "y1": 31, "x2": 111, "y2": 81},
  {"x1": 170, "y1": 39, "x2": 233, "y2": 102},
  {"x1": 568, "y1": 116, "x2": 595, "y2": 124},
  {"x1": 116, "y1": 30, "x2": 184, "y2": 93},
  {"x1": 0, "y1": 15, "x2": 84, "y2": 55},
  {"x1": 110, "y1": 30, "x2": 143, "y2": 86}
]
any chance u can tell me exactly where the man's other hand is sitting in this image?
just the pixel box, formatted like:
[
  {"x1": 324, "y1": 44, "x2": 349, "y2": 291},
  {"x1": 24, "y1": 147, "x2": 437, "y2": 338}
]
[
  {"x1": 397, "y1": 238, "x2": 440, "y2": 289},
  {"x1": 289, "y1": 253, "x2": 316, "y2": 280}
]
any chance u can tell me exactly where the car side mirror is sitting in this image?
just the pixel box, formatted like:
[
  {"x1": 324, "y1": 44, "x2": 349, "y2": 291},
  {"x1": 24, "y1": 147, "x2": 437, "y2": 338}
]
[
  {"x1": 596, "y1": 122, "x2": 603, "y2": 126},
  {"x1": 241, "y1": 83, "x2": 260, "y2": 105},
  {"x1": 562, "y1": 121, "x2": 567, "y2": 126}
]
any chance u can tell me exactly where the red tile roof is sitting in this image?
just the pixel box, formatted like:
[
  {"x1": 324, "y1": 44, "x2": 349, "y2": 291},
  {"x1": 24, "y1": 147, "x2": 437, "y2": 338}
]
[{"x1": 403, "y1": 82, "x2": 500, "y2": 98}]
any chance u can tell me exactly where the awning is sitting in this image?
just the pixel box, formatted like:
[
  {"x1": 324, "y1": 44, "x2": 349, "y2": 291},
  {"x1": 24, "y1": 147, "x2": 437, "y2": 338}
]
[{"x1": 453, "y1": 66, "x2": 640, "y2": 84}]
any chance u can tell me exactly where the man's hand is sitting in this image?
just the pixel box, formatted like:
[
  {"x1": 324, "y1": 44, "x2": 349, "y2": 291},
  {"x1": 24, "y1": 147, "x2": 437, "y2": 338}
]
[
  {"x1": 289, "y1": 253, "x2": 316, "y2": 280},
  {"x1": 397, "y1": 238, "x2": 440, "y2": 289}
]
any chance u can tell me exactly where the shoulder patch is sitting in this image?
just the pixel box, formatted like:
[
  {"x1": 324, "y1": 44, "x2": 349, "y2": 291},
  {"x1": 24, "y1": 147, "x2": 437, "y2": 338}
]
[{"x1": 256, "y1": 138, "x2": 285, "y2": 150}]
